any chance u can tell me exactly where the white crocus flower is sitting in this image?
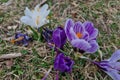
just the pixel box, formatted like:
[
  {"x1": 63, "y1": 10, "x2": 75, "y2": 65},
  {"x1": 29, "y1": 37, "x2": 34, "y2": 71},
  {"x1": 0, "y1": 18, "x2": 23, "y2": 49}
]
[{"x1": 20, "y1": 4, "x2": 50, "y2": 28}]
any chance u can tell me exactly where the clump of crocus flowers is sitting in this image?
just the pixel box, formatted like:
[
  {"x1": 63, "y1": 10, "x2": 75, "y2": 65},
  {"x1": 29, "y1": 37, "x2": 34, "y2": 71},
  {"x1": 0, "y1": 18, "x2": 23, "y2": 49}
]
[
  {"x1": 41, "y1": 26, "x2": 73, "y2": 80},
  {"x1": 9, "y1": 3, "x2": 120, "y2": 80}
]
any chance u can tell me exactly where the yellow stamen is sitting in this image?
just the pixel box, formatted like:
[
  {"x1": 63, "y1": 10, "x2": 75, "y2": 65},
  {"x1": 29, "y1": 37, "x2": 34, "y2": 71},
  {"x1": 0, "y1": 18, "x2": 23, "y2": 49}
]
[
  {"x1": 36, "y1": 16, "x2": 40, "y2": 25},
  {"x1": 10, "y1": 39, "x2": 15, "y2": 44},
  {"x1": 76, "y1": 33, "x2": 82, "y2": 38}
]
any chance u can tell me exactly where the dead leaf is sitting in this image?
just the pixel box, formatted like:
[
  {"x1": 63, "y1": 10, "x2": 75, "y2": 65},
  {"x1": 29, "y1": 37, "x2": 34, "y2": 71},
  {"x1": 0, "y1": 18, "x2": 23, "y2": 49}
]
[
  {"x1": 5, "y1": 59, "x2": 14, "y2": 69},
  {"x1": 0, "y1": 53, "x2": 22, "y2": 59}
]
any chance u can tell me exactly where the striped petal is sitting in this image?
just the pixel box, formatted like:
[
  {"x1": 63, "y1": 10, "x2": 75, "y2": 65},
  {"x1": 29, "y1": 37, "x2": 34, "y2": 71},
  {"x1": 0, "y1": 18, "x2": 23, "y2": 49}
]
[{"x1": 71, "y1": 39, "x2": 91, "y2": 51}]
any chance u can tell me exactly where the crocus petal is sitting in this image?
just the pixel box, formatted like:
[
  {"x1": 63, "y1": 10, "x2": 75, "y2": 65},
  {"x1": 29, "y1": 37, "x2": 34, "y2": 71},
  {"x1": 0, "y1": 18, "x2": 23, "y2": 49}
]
[
  {"x1": 59, "y1": 28, "x2": 66, "y2": 48},
  {"x1": 108, "y1": 62, "x2": 120, "y2": 70},
  {"x1": 73, "y1": 21, "x2": 84, "y2": 34},
  {"x1": 54, "y1": 53, "x2": 74, "y2": 72},
  {"x1": 83, "y1": 21, "x2": 98, "y2": 40},
  {"x1": 108, "y1": 50, "x2": 120, "y2": 62},
  {"x1": 64, "y1": 19, "x2": 74, "y2": 41},
  {"x1": 69, "y1": 27, "x2": 77, "y2": 40},
  {"x1": 25, "y1": 7, "x2": 33, "y2": 17},
  {"x1": 39, "y1": 7, "x2": 50, "y2": 20},
  {"x1": 22, "y1": 40, "x2": 28, "y2": 46},
  {"x1": 38, "y1": 18, "x2": 48, "y2": 27},
  {"x1": 83, "y1": 21, "x2": 94, "y2": 33},
  {"x1": 71, "y1": 39, "x2": 91, "y2": 51},
  {"x1": 34, "y1": 4, "x2": 49, "y2": 18},
  {"x1": 59, "y1": 64, "x2": 69, "y2": 72},
  {"x1": 54, "y1": 53, "x2": 62, "y2": 70},
  {"x1": 52, "y1": 28, "x2": 62, "y2": 48},
  {"x1": 43, "y1": 10, "x2": 50, "y2": 18},
  {"x1": 54, "y1": 53, "x2": 66, "y2": 72},
  {"x1": 64, "y1": 57, "x2": 74, "y2": 72},
  {"x1": 20, "y1": 16, "x2": 34, "y2": 27},
  {"x1": 24, "y1": 34, "x2": 30, "y2": 40},
  {"x1": 89, "y1": 28, "x2": 98, "y2": 40},
  {"x1": 15, "y1": 32, "x2": 23, "y2": 38},
  {"x1": 40, "y1": 4, "x2": 48, "y2": 12},
  {"x1": 34, "y1": 4, "x2": 40, "y2": 12},
  {"x1": 40, "y1": 4, "x2": 50, "y2": 17},
  {"x1": 104, "y1": 69, "x2": 120, "y2": 80},
  {"x1": 82, "y1": 31, "x2": 89, "y2": 41},
  {"x1": 86, "y1": 40, "x2": 99, "y2": 53}
]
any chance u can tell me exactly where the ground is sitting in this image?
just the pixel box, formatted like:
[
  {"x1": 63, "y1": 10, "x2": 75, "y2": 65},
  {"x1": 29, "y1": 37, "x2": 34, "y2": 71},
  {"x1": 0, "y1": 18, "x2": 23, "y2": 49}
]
[{"x1": 0, "y1": 0, "x2": 120, "y2": 80}]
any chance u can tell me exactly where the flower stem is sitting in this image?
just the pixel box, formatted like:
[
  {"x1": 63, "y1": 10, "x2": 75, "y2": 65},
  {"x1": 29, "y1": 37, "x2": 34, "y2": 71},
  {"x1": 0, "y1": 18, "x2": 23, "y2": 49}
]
[
  {"x1": 56, "y1": 47, "x2": 68, "y2": 55},
  {"x1": 79, "y1": 55, "x2": 94, "y2": 63},
  {"x1": 39, "y1": 27, "x2": 43, "y2": 42},
  {"x1": 55, "y1": 71, "x2": 59, "y2": 80}
]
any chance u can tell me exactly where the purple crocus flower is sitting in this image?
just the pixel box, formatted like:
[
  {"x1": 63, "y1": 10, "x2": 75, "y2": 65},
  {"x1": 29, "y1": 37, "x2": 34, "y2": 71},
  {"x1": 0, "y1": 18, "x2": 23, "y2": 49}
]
[
  {"x1": 54, "y1": 53, "x2": 74, "y2": 72},
  {"x1": 94, "y1": 50, "x2": 120, "y2": 80},
  {"x1": 11, "y1": 32, "x2": 31, "y2": 46},
  {"x1": 42, "y1": 52, "x2": 73, "y2": 80},
  {"x1": 42, "y1": 27, "x2": 66, "y2": 49},
  {"x1": 52, "y1": 27, "x2": 67, "y2": 49},
  {"x1": 64, "y1": 19, "x2": 99, "y2": 53}
]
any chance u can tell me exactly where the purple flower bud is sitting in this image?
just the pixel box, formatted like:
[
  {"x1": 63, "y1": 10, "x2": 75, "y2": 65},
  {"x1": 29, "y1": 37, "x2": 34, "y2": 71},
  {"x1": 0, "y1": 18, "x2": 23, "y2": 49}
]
[
  {"x1": 52, "y1": 27, "x2": 67, "y2": 49},
  {"x1": 54, "y1": 53, "x2": 74, "y2": 72}
]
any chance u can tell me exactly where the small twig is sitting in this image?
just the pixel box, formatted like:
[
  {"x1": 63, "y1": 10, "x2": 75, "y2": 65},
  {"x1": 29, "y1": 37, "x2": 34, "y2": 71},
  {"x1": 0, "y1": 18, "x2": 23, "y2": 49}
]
[
  {"x1": 79, "y1": 55, "x2": 95, "y2": 63},
  {"x1": 40, "y1": 0, "x2": 47, "y2": 5},
  {"x1": 56, "y1": 47, "x2": 68, "y2": 54},
  {"x1": 42, "y1": 66, "x2": 53, "y2": 80},
  {"x1": 111, "y1": 42, "x2": 118, "y2": 50},
  {"x1": 0, "y1": 53, "x2": 22, "y2": 59}
]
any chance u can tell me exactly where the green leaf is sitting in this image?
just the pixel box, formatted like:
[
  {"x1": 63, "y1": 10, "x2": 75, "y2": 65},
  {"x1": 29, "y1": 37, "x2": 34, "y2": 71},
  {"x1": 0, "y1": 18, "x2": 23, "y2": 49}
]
[
  {"x1": 20, "y1": 50, "x2": 28, "y2": 55},
  {"x1": 0, "y1": 38, "x2": 2, "y2": 43},
  {"x1": 39, "y1": 27, "x2": 44, "y2": 42},
  {"x1": 17, "y1": 70, "x2": 23, "y2": 75},
  {"x1": 29, "y1": 26, "x2": 39, "y2": 40},
  {"x1": 0, "y1": 0, "x2": 8, "y2": 3}
]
